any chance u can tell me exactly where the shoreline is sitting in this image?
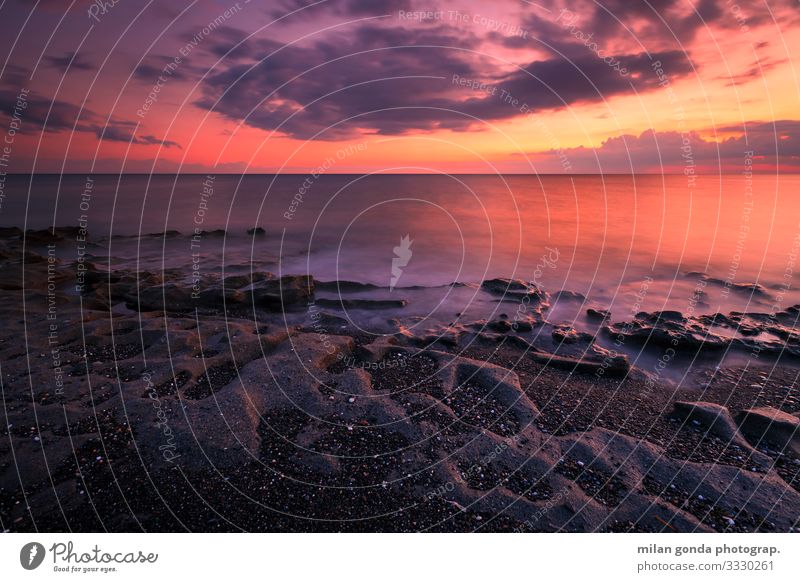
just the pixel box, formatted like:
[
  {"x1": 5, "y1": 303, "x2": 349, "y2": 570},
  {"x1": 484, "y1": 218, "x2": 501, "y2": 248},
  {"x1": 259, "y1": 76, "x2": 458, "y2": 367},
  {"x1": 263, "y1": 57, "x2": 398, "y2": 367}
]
[{"x1": 0, "y1": 230, "x2": 798, "y2": 532}]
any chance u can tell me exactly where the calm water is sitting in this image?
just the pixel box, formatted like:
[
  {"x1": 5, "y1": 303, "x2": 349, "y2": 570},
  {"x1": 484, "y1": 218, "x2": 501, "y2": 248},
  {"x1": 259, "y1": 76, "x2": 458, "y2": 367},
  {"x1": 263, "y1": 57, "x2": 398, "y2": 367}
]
[{"x1": 2, "y1": 173, "x2": 799, "y2": 320}]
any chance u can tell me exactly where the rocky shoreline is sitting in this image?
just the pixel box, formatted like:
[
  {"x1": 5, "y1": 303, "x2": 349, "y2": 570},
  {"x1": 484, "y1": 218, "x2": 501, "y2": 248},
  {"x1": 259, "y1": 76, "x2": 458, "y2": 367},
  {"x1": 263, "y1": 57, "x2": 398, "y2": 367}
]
[{"x1": 1, "y1": 229, "x2": 798, "y2": 532}]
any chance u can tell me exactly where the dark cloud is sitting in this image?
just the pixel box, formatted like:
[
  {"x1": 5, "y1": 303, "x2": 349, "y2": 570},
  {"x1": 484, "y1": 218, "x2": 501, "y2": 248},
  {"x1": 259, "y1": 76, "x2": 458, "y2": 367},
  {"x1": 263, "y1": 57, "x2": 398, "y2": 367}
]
[
  {"x1": 558, "y1": 0, "x2": 799, "y2": 48},
  {"x1": 0, "y1": 90, "x2": 180, "y2": 148},
  {"x1": 194, "y1": 23, "x2": 694, "y2": 140},
  {"x1": 524, "y1": 120, "x2": 800, "y2": 172},
  {"x1": 94, "y1": 121, "x2": 182, "y2": 148},
  {"x1": 0, "y1": 90, "x2": 94, "y2": 132},
  {"x1": 45, "y1": 51, "x2": 94, "y2": 72},
  {"x1": 269, "y1": 0, "x2": 409, "y2": 18}
]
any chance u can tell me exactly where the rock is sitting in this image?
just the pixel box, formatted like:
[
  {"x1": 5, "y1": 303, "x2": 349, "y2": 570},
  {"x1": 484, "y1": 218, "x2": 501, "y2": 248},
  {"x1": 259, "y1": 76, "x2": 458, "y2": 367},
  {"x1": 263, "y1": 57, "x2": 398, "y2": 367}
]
[
  {"x1": 514, "y1": 336, "x2": 629, "y2": 377},
  {"x1": 145, "y1": 230, "x2": 182, "y2": 238},
  {"x1": 246, "y1": 275, "x2": 314, "y2": 310},
  {"x1": 586, "y1": 308, "x2": 611, "y2": 321},
  {"x1": 314, "y1": 280, "x2": 381, "y2": 292},
  {"x1": 193, "y1": 287, "x2": 245, "y2": 307},
  {"x1": 199, "y1": 229, "x2": 226, "y2": 237},
  {"x1": 511, "y1": 320, "x2": 534, "y2": 332},
  {"x1": 75, "y1": 262, "x2": 121, "y2": 291},
  {"x1": 0, "y1": 227, "x2": 23, "y2": 238},
  {"x1": 737, "y1": 407, "x2": 800, "y2": 454},
  {"x1": 488, "y1": 319, "x2": 513, "y2": 333},
  {"x1": 605, "y1": 311, "x2": 728, "y2": 351},
  {"x1": 552, "y1": 290, "x2": 586, "y2": 302},
  {"x1": 222, "y1": 272, "x2": 272, "y2": 289},
  {"x1": 314, "y1": 298, "x2": 407, "y2": 310},
  {"x1": 25, "y1": 226, "x2": 85, "y2": 243},
  {"x1": 130, "y1": 284, "x2": 193, "y2": 312},
  {"x1": 672, "y1": 401, "x2": 744, "y2": 445},
  {"x1": 481, "y1": 278, "x2": 546, "y2": 303},
  {"x1": 552, "y1": 325, "x2": 593, "y2": 344},
  {"x1": 247, "y1": 227, "x2": 266, "y2": 236},
  {"x1": 302, "y1": 311, "x2": 352, "y2": 334}
]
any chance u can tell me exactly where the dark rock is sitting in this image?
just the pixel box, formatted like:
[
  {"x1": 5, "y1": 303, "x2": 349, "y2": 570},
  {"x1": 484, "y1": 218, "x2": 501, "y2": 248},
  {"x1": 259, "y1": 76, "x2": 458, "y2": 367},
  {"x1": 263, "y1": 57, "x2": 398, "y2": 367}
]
[
  {"x1": 586, "y1": 308, "x2": 611, "y2": 321},
  {"x1": 247, "y1": 227, "x2": 266, "y2": 236},
  {"x1": 0, "y1": 227, "x2": 23, "y2": 238},
  {"x1": 199, "y1": 229, "x2": 226, "y2": 237},
  {"x1": 737, "y1": 407, "x2": 800, "y2": 454},
  {"x1": 314, "y1": 280, "x2": 381, "y2": 292},
  {"x1": 25, "y1": 226, "x2": 85, "y2": 243},
  {"x1": 552, "y1": 325, "x2": 593, "y2": 344},
  {"x1": 129, "y1": 284, "x2": 193, "y2": 312},
  {"x1": 552, "y1": 290, "x2": 586, "y2": 302},
  {"x1": 314, "y1": 298, "x2": 406, "y2": 310},
  {"x1": 246, "y1": 275, "x2": 314, "y2": 310}
]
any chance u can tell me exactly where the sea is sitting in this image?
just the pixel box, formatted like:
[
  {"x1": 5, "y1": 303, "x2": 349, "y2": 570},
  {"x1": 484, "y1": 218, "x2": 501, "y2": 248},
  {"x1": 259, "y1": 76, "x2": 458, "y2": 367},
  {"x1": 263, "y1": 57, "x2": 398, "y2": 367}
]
[{"x1": 2, "y1": 173, "x2": 799, "y2": 339}]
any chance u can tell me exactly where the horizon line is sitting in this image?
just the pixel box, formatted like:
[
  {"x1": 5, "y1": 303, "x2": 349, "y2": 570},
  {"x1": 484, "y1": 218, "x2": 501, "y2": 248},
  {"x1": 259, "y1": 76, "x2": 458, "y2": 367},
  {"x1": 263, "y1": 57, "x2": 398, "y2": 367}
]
[{"x1": 5, "y1": 172, "x2": 798, "y2": 176}]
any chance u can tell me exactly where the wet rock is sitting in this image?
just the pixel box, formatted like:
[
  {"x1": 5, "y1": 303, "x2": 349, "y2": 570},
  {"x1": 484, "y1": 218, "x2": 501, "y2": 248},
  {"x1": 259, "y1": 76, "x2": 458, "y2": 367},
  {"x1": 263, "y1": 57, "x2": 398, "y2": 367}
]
[
  {"x1": 481, "y1": 278, "x2": 546, "y2": 303},
  {"x1": 586, "y1": 308, "x2": 611, "y2": 321},
  {"x1": 144, "y1": 230, "x2": 182, "y2": 238},
  {"x1": 130, "y1": 284, "x2": 193, "y2": 312},
  {"x1": 737, "y1": 407, "x2": 800, "y2": 454},
  {"x1": 222, "y1": 272, "x2": 273, "y2": 289},
  {"x1": 246, "y1": 275, "x2": 314, "y2": 310},
  {"x1": 488, "y1": 319, "x2": 513, "y2": 333},
  {"x1": 0, "y1": 227, "x2": 23, "y2": 238},
  {"x1": 314, "y1": 298, "x2": 407, "y2": 310},
  {"x1": 516, "y1": 337, "x2": 629, "y2": 377},
  {"x1": 198, "y1": 229, "x2": 226, "y2": 237},
  {"x1": 302, "y1": 311, "x2": 352, "y2": 334},
  {"x1": 552, "y1": 325, "x2": 593, "y2": 344},
  {"x1": 25, "y1": 226, "x2": 85, "y2": 243},
  {"x1": 314, "y1": 280, "x2": 381, "y2": 292},
  {"x1": 552, "y1": 290, "x2": 586, "y2": 302},
  {"x1": 193, "y1": 287, "x2": 245, "y2": 307},
  {"x1": 605, "y1": 311, "x2": 728, "y2": 352}
]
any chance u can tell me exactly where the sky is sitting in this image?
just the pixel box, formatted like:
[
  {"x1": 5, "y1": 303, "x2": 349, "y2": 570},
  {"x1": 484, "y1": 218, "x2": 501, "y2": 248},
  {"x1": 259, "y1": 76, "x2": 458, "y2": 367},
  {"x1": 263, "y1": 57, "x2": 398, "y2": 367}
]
[{"x1": 0, "y1": 0, "x2": 798, "y2": 173}]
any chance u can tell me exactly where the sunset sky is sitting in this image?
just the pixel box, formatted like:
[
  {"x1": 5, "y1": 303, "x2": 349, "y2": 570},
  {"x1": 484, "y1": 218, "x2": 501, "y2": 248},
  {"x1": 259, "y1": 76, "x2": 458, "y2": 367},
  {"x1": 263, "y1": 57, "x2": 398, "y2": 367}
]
[{"x1": 0, "y1": 0, "x2": 798, "y2": 173}]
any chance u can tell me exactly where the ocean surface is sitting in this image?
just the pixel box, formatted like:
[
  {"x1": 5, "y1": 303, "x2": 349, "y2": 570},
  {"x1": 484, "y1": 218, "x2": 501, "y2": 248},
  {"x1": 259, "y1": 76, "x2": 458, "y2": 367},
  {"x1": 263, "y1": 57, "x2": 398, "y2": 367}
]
[{"x1": 2, "y1": 173, "x2": 799, "y2": 330}]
